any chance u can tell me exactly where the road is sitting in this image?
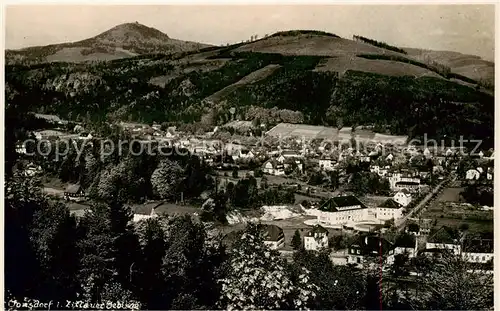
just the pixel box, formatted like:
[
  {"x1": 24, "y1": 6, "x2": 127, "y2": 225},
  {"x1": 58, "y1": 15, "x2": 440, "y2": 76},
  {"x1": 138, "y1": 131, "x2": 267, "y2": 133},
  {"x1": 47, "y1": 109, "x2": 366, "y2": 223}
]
[{"x1": 395, "y1": 175, "x2": 453, "y2": 231}]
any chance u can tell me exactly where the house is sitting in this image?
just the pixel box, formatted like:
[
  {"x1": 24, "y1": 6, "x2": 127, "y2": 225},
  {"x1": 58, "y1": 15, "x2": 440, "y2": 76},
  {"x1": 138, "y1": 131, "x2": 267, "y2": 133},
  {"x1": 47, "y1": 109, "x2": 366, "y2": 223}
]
[
  {"x1": 465, "y1": 169, "x2": 481, "y2": 180},
  {"x1": 165, "y1": 131, "x2": 175, "y2": 138},
  {"x1": 64, "y1": 184, "x2": 86, "y2": 201},
  {"x1": 393, "y1": 190, "x2": 412, "y2": 207},
  {"x1": 259, "y1": 224, "x2": 285, "y2": 250},
  {"x1": 405, "y1": 222, "x2": 430, "y2": 236},
  {"x1": 391, "y1": 234, "x2": 418, "y2": 257},
  {"x1": 131, "y1": 203, "x2": 159, "y2": 222},
  {"x1": 317, "y1": 196, "x2": 370, "y2": 226},
  {"x1": 15, "y1": 143, "x2": 27, "y2": 154},
  {"x1": 376, "y1": 199, "x2": 404, "y2": 221},
  {"x1": 263, "y1": 160, "x2": 285, "y2": 176},
  {"x1": 388, "y1": 172, "x2": 420, "y2": 190},
  {"x1": 35, "y1": 130, "x2": 67, "y2": 140},
  {"x1": 432, "y1": 165, "x2": 444, "y2": 174},
  {"x1": 462, "y1": 238, "x2": 493, "y2": 264},
  {"x1": 281, "y1": 150, "x2": 303, "y2": 159},
  {"x1": 34, "y1": 113, "x2": 68, "y2": 125},
  {"x1": 283, "y1": 158, "x2": 304, "y2": 173},
  {"x1": 386, "y1": 153, "x2": 394, "y2": 162},
  {"x1": 347, "y1": 235, "x2": 393, "y2": 267},
  {"x1": 232, "y1": 148, "x2": 255, "y2": 161},
  {"x1": 276, "y1": 154, "x2": 286, "y2": 163},
  {"x1": 423, "y1": 148, "x2": 431, "y2": 158},
  {"x1": 425, "y1": 226, "x2": 461, "y2": 255},
  {"x1": 370, "y1": 165, "x2": 390, "y2": 177},
  {"x1": 319, "y1": 158, "x2": 334, "y2": 171},
  {"x1": 77, "y1": 132, "x2": 93, "y2": 140},
  {"x1": 304, "y1": 225, "x2": 329, "y2": 251},
  {"x1": 486, "y1": 167, "x2": 493, "y2": 180}
]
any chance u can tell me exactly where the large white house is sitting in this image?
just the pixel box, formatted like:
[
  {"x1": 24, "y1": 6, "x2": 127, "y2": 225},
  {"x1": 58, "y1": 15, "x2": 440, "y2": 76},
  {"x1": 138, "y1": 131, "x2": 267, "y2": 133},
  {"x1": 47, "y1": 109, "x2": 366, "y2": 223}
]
[
  {"x1": 316, "y1": 195, "x2": 407, "y2": 227},
  {"x1": 304, "y1": 225, "x2": 329, "y2": 251},
  {"x1": 317, "y1": 196, "x2": 371, "y2": 226},
  {"x1": 393, "y1": 190, "x2": 413, "y2": 207}
]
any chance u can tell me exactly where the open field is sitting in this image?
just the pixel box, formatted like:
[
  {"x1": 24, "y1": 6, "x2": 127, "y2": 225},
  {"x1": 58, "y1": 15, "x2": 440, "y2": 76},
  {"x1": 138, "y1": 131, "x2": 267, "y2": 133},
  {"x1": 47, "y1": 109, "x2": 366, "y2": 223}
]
[
  {"x1": 436, "y1": 187, "x2": 463, "y2": 202},
  {"x1": 419, "y1": 199, "x2": 493, "y2": 233},
  {"x1": 316, "y1": 55, "x2": 442, "y2": 78},
  {"x1": 265, "y1": 122, "x2": 408, "y2": 144}
]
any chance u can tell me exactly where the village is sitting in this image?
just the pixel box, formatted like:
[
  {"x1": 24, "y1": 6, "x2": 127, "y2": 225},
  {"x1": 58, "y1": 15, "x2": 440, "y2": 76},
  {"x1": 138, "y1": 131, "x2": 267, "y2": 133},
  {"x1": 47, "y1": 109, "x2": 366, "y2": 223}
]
[{"x1": 18, "y1": 113, "x2": 495, "y2": 275}]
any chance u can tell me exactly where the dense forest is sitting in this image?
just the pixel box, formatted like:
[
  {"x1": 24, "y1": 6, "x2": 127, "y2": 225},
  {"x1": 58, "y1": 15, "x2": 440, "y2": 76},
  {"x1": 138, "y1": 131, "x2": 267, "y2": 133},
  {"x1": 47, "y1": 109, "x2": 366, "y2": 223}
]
[
  {"x1": 5, "y1": 176, "x2": 494, "y2": 310},
  {"x1": 6, "y1": 49, "x2": 494, "y2": 147}
]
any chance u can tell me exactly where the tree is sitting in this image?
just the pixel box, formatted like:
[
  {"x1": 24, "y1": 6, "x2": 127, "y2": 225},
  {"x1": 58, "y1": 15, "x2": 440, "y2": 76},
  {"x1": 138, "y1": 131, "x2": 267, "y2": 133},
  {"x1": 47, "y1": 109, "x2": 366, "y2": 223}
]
[
  {"x1": 135, "y1": 218, "x2": 166, "y2": 309},
  {"x1": 78, "y1": 200, "x2": 141, "y2": 303},
  {"x1": 408, "y1": 251, "x2": 493, "y2": 310},
  {"x1": 261, "y1": 175, "x2": 269, "y2": 189},
  {"x1": 291, "y1": 249, "x2": 365, "y2": 310},
  {"x1": 151, "y1": 159, "x2": 184, "y2": 200},
  {"x1": 184, "y1": 155, "x2": 211, "y2": 199},
  {"x1": 5, "y1": 178, "x2": 47, "y2": 300},
  {"x1": 219, "y1": 224, "x2": 317, "y2": 310},
  {"x1": 95, "y1": 158, "x2": 147, "y2": 203},
  {"x1": 291, "y1": 230, "x2": 302, "y2": 250},
  {"x1": 161, "y1": 215, "x2": 227, "y2": 309},
  {"x1": 459, "y1": 223, "x2": 470, "y2": 232},
  {"x1": 5, "y1": 178, "x2": 82, "y2": 303}
]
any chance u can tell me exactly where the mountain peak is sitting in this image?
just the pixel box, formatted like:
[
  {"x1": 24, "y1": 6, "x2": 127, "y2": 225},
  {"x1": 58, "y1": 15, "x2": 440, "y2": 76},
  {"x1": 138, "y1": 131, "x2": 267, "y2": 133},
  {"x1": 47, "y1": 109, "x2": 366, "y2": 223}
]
[{"x1": 92, "y1": 22, "x2": 170, "y2": 45}]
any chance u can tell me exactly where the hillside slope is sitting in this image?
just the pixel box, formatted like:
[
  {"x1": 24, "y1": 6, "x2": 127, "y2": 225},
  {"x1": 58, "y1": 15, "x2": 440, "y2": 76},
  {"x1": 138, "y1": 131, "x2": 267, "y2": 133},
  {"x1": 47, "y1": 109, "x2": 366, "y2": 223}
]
[
  {"x1": 5, "y1": 22, "x2": 212, "y2": 64},
  {"x1": 5, "y1": 29, "x2": 494, "y2": 147}
]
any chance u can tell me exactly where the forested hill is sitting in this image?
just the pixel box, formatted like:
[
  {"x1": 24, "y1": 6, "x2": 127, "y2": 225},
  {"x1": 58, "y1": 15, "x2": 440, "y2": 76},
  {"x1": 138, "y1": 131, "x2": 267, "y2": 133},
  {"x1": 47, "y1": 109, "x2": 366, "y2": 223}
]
[{"x1": 5, "y1": 26, "x2": 494, "y2": 146}]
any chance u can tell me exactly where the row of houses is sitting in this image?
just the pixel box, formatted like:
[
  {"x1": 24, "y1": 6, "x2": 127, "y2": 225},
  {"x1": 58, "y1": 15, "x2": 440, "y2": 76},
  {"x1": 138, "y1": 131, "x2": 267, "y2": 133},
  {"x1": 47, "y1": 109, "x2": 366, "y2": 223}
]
[
  {"x1": 347, "y1": 227, "x2": 493, "y2": 270},
  {"x1": 238, "y1": 222, "x2": 493, "y2": 273}
]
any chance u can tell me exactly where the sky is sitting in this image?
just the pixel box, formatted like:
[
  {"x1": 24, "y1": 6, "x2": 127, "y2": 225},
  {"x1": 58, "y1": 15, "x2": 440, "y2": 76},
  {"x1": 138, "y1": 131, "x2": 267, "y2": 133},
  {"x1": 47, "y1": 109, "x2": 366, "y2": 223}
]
[{"x1": 5, "y1": 4, "x2": 495, "y2": 61}]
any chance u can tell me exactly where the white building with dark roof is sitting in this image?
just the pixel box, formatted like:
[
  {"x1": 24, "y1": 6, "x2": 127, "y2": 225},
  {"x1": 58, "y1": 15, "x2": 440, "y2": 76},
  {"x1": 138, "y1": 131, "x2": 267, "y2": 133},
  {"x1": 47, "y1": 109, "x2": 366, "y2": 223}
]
[
  {"x1": 393, "y1": 190, "x2": 413, "y2": 207},
  {"x1": 316, "y1": 196, "x2": 373, "y2": 226},
  {"x1": 376, "y1": 199, "x2": 404, "y2": 221},
  {"x1": 304, "y1": 225, "x2": 329, "y2": 251},
  {"x1": 347, "y1": 234, "x2": 393, "y2": 267}
]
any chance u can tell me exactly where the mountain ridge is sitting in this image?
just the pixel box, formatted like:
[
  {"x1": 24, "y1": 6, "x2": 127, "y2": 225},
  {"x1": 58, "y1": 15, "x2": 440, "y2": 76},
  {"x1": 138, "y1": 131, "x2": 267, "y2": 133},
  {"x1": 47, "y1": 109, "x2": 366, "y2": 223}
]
[
  {"x1": 6, "y1": 22, "x2": 212, "y2": 64},
  {"x1": 5, "y1": 23, "x2": 494, "y2": 147}
]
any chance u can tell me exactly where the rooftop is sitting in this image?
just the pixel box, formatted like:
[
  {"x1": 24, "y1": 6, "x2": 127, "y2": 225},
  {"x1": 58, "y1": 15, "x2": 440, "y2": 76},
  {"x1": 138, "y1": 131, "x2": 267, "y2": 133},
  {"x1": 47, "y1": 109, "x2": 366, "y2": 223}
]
[
  {"x1": 350, "y1": 234, "x2": 393, "y2": 256},
  {"x1": 306, "y1": 224, "x2": 329, "y2": 237},
  {"x1": 378, "y1": 199, "x2": 403, "y2": 209},
  {"x1": 259, "y1": 224, "x2": 285, "y2": 242},
  {"x1": 394, "y1": 233, "x2": 416, "y2": 248},
  {"x1": 427, "y1": 226, "x2": 460, "y2": 244},
  {"x1": 319, "y1": 195, "x2": 367, "y2": 212}
]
